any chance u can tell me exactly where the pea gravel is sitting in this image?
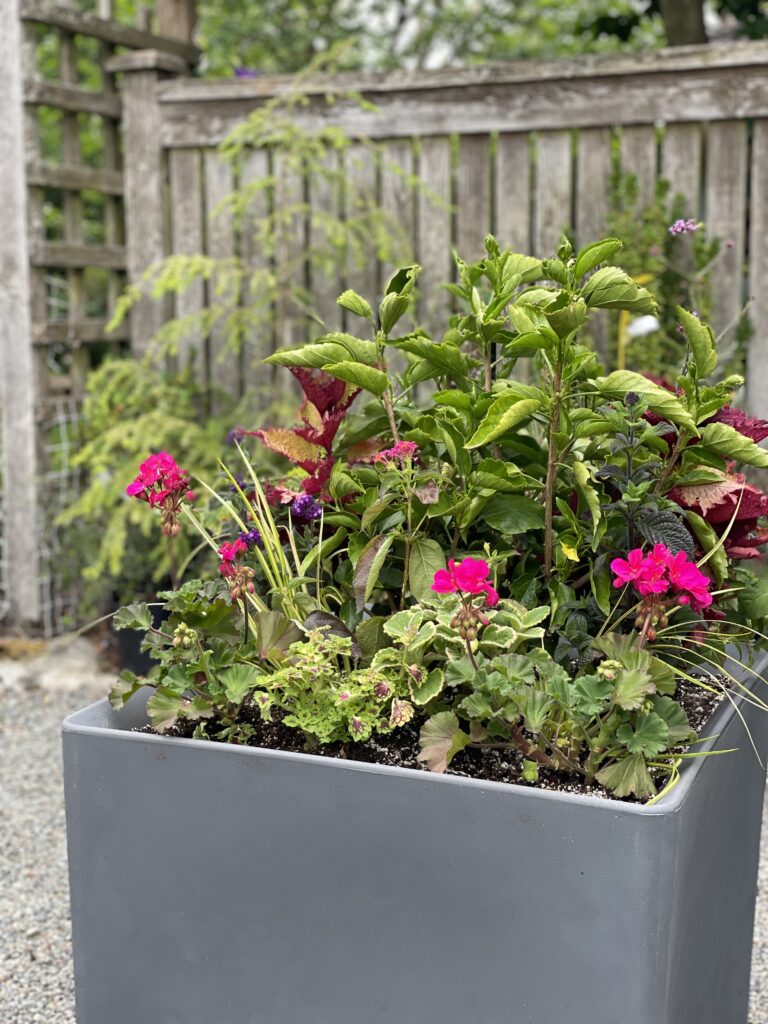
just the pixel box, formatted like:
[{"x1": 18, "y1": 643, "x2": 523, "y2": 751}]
[{"x1": 1, "y1": 638, "x2": 768, "y2": 1023}]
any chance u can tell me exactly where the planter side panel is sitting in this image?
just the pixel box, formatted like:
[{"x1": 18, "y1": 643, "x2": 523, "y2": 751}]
[
  {"x1": 63, "y1": 723, "x2": 669, "y2": 1024},
  {"x1": 665, "y1": 688, "x2": 768, "y2": 1024}
]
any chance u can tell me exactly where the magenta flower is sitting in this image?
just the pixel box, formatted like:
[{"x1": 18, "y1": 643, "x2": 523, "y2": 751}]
[
  {"x1": 374, "y1": 441, "x2": 419, "y2": 464},
  {"x1": 432, "y1": 557, "x2": 498, "y2": 608},
  {"x1": 611, "y1": 544, "x2": 712, "y2": 611},
  {"x1": 126, "y1": 452, "x2": 191, "y2": 535}
]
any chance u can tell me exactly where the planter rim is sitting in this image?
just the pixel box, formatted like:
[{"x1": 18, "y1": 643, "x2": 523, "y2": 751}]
[{"x1": 63, "y1": 655, "x2": 767, "y2": 816}]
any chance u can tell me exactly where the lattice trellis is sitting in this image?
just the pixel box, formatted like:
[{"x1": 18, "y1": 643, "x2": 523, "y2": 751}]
[{"x1": 0, "y1": 0, "x2": 196, "y2": 633}]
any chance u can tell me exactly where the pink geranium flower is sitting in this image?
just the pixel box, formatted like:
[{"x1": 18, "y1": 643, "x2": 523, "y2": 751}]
[
  {"x1": 432, "y1": 557, "x2": 498, "y2": 607},
  {"x1": 126, "y1": 452, "x2": 191, "y2": 536},
  {"x1": 374, "y1": 441, "x2": 419, "y2": 464},
  {"x1": 611, "y1": 544, "x2": 712, "y2": 611}
]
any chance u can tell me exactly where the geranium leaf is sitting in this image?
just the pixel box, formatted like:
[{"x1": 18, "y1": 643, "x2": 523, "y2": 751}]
[
  {"x1": 108, "y1": 670, "x2": 146, "y2": 710},
  {"x1": 219, "y1": 664, "x2": 262, "y2": 704},
  {"x1": 571, "y1": 674, "x2": 613, "y2": 715},
  {"x1": 652, "y1": 695, "x2": 695, "y2": 744},
  {"x1": 113, "y1": 603, "x2": 152, "y2": 632},
  {"x1": 410, "y1": 667, "x2": 445, "y2": 705},
  {"x1": 416, "y1": 711, "x2": 470, "y2": 773},
  {"x1": 596, "y1": 753, "x2": 656, "y2": 798},
  {"x1": 612, "y1": 667, "x2": 656, "y2": 711},
  {"x1": 616, "y1": 711, "x2": 670, "y2": 756}
]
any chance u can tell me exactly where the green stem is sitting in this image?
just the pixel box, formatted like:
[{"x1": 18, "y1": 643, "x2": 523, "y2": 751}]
[{"x1": 543, "y1": 358, "x2": 564, "y2": 578}]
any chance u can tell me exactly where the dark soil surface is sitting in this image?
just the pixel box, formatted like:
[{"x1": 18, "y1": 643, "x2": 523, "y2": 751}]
[{"x1": 146, "y1": 670, "x2": 730, "y2": 804}]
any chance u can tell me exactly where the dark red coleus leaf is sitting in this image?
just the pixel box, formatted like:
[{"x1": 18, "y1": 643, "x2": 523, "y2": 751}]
[{"x1": 707, "y1": 405, "x2": 768, "y2": 443}]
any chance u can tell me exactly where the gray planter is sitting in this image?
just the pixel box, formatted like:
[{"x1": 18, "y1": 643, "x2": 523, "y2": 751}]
[{"x1": 63, "y1": 658, "x2": 768, "y2": 1024}]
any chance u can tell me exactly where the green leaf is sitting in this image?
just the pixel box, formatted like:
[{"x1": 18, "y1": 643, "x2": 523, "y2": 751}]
[
  {"x1": 323, "y1": 361, "x2": 388, "y2": 397},
  {"x1": 590, "y1": 567, "x2": 612, "y2": 617},
  {"x1": 108, "y1": 670, "x2": 146, "y2": 710},
  {"x1": 481, "y1": 494, "x2": 545, "y2": 534},
  {"x1": 612, "y1": 667, "x2": 656, "y2": 711},
  {"x1": 410, "y1": 667, "x2": 445, "y2": 705},
  {"x1": 255, "y1": 611, "x2": 302, "y2": 663},
  {"x1": 379, "y1": 293, "x2": 411, "y2": 335},
  {"x1": 265, "y1": 333, "x2": 378, "y2": 368},
  {"x1": 652, "y1": 695, "x2": 695, "y2": 744},
  {"x1": 353, "y1": 616, "x2": 390, "y2": 661},
  {"x1": 353, "y1": 534, "x2": 394, "y2": 611},
  {"x1": 385, "y1": 264, "x2": 420, "y2": 296},
  {"x1": 595, "y1": 371, "x2": 696, "y2": 432},
  {"x1": 571, "y1": 674, "x2": 614, "y2": 715},
  {"x1": 596, "y1": 753, "x2": 656, "y2": 798},
  {"x1": 698, "y1": 422, "x2": 768, "y2": 468},
  {"x1": 146, "y1": 687, "x2": 214, "y2": 733},
  {"x1": 113, "y1": 603, "x2": 152, "y2": 632},
  {"x1": 616, "y1": 712, "x2": 670, "y2": 756},
  {"x1": 573, "y1": 237, "x2": 623, "y2": 279},
  {"x1": 299, "y1": 527, "x2": 347, "y2": 575},
  {"x1": 573, "y1": 460, "x2": 603, "y2": 546},
  {"x1": 416, "y1": 712, "x2": 470, "y2": 773},
  {"x1": 304, "y1": 611, "x2": 360, "y2": 658},
  {"x1": 677, "y1": 307, "x2": 717, "y2": 377},
  {"x1": 219, "y1": 664, "x2": 262, "y2": 704},
  {"x1": 517, "y1": 691, "x2": 554, "y2": 734},
  {"x1": 685, "y1": 510, "x2": 728, "y2": 585},
  {"x1": 337, "y1": 289, "x2": 373, "y2": 320},
  {"x1": 408, "y1": 537, "x2": 447, "y2": 603},
  {"x1": 459, "y1": 692, "x2": 494, "y2": 719},
  {"x1": 581, "y1": 266, "x2": 657, "y2": 314},
  {"x1": 465, "y1": 397, "x2": 540, "y2": 449}
]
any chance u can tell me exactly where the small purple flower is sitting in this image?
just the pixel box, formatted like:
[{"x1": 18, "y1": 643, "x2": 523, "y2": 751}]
[
  {"x1": 229, "y1": 472, "x2": 247, "y2": 493},
  {"x1": 291, "y1": 493, "x2": 322, "y2": 522},
  {"x1": 668, "y1": 218, "x2": 698, "y2": 237},
  {"x1": 226, "y1": 427, "x2": 246, "y2": 446},
  {"x1": 238, "y1": 527, "x2": 262, "y2": 549}
]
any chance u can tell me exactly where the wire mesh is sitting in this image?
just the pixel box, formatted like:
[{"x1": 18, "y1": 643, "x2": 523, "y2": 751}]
[{"x1": 37, "y1": 396, "x2": 84, "y2": 637}]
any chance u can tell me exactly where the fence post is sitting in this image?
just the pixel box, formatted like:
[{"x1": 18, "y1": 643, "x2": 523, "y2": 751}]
[
  {"x1": 107, "y1": 50, "x2": 192, "y2": 354},
  {"x1": 0, "y1": 0, "x2": 41, "y2": 625},
  {"x1": 158, "y1": 0, "x2": 197, "y2": 42}
]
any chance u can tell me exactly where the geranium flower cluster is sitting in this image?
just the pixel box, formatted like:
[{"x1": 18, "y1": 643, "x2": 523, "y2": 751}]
[
  {"x1": 218, "y1": 538, "x2": 255, "y2": 602},
  {"x1": 126, "y1": 452, "x2": 191, "y2": 536},
  {"x1": 374, "y1": 441, "x2": 419, "y2": 465},
  {"x1": 611, "y1": 544, "x2": 712, "y2": 611},
  {"x1": 432, "y1": 557, "x2": 499, "y2": 608}
]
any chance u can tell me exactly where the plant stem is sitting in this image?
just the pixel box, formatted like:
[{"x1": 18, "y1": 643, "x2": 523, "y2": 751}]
[
  {"x1": 654, "y1": 429, "x2": 689, "y2": 494},
  {"x1": 543, "y1": 359, "x2": 564, "y2": 578},
  {"x1": 464, "y1": 636, "x2": 478, "y2": 671}
]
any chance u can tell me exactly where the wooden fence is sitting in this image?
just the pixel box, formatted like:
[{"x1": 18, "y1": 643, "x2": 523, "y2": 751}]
[{"x1": 3, "y1": 3, "x2": 768, "y2": 629}]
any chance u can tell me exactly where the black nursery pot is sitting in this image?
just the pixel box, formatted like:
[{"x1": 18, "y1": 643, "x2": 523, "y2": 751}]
[
  {"x1": 113, "y1": 604, "x2": 169, "y2": 674},
  {"x1": 63, "y1": 653, "x2": 768, "y2": 1024}
]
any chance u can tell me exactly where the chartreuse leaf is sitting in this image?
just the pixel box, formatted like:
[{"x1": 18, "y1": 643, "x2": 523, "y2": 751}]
[
  {"x1": 596, "y1": 754, "x2": 656, "y2": 799},
  {"x1": 108, "y1": 670, "x2": 146, "y2": 710},
  {"x1": 612, "y1": 668, "x2": 656, "y2": 711},
  {"x1": 408, "y1": 537, "x2": 447, "y2": 603},
  {"x1": 265, "y1": 334, "x2": 379, "y2": 368},
  {"x1": 323, "y1": 361, "x2": 388, "y2": 397},
  {"x1": 410, "y1": 668, "x2": 445, "y2": 705},
  {"x1": 678, "y1": 307, "x2": 717, "y2": 377},
  {"x1": 581, "y1": 266, "x2": 656, "y2": 314},
  {"x1": 572, "y1": 237, "x2": 623, "y2": 279},
  {"x1": 617, "y1": 712, "x2": 670, "y2": 756},
  {"x1": 698, "y1": 422, "x2": 768, "y2": 468},
  {"x1": 417, "y1": 712, "x2": 470, "y2": 773},
  {"x1": 113, "y1": 603, "x2": 152, "y2": 632},
  {"x1": 353, "y1": 534, "x2": 394, "y2": 611},
  {"x1": 573, "y1": 461, "x2": 603, "y2": 546},
  {"x1": 595, "y1": 371, "x2": 697, "y2": 432},
  {"x1": 685, "y1": 510, "x2": 728, "y2": 585},
  {"x1": 337, "y1": 289, "x2": 373, "y2": 320},
  {"x1": 219, "y1": 664, "x2": 262, "y2": 704},
  {"x1": 465, "y1": 397, "x2": 540, "y2": 449}
]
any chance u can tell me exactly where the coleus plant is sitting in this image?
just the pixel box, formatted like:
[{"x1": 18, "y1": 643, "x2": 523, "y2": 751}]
[{"x1": 112, "y1": 234, "x2": 768, "y2": 801}]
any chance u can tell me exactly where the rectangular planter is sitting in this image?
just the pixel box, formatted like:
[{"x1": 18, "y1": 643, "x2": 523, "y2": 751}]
[{"x1": 63, "y1": 657, "x2": 768, "y2": 1024}]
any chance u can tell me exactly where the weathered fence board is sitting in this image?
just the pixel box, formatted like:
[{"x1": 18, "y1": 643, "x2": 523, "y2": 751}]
[
  {"x1": 495, "y1": 132, "x2": 531, "y2": 253},
  {"x1": 203, "y1": 147, "x2": 239, "y2": 405},
  {"x1": 416, "y1": 135, "x2": 452, "y2": 328},
  {"x1": 620, "y1": 125, "x2": 658, "y2": 208},
  {"x1": 661, "y1": 123, "x2": 703, "y2": 216},
  {"x1": 456, "y1": 134, "x2": 492, "y2": 260},
  {"x1": 534, "y1": 130, "x2": 573, "y2": 256},
  {"x1": 169, "y1": 147, "x2": 205, "y2": 374}
]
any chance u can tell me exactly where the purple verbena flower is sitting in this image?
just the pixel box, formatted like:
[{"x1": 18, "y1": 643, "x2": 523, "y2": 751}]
[
  {"x1": 238, "y1": 527, "x2": 262, "y2": 549},
  {"x1": 668, "y1": 218, "x2": 698, "y2": 236},
  {"x1": 291, "y1": 493, "x2": 322, "y2": 522}
]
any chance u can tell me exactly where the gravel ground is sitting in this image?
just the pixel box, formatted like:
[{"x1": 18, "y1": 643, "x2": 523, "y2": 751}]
[{"x1": 1, "y1": 637, "x2": 768, "y2": 1023}]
